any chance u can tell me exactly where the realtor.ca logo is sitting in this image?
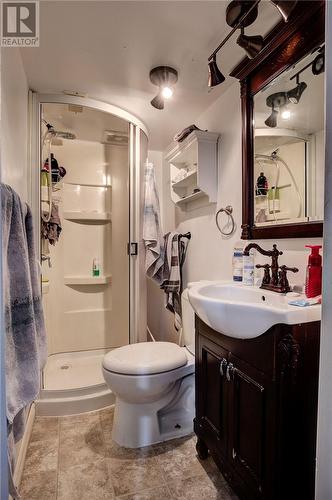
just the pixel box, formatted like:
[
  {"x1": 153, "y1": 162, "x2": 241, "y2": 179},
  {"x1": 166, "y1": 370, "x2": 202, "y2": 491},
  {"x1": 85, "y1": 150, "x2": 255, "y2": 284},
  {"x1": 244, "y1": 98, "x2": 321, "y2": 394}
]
[{"x1": 1, "y1": 1, "x2": 39, "y2": 46}]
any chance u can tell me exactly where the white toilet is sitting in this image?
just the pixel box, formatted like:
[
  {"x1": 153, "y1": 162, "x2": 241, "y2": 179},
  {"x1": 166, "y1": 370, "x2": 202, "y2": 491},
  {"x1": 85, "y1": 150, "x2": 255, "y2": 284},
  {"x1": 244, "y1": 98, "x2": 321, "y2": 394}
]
[{"x1": 102, "y1": 289, "x2": 195, "y2": 448}]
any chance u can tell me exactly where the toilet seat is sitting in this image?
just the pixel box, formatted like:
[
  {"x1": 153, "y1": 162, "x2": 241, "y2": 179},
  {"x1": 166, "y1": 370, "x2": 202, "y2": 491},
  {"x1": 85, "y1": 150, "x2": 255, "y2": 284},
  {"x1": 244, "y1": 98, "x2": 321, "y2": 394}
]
[{"x1": 103, "y1": 341, "x2": 188, "y2": 375}]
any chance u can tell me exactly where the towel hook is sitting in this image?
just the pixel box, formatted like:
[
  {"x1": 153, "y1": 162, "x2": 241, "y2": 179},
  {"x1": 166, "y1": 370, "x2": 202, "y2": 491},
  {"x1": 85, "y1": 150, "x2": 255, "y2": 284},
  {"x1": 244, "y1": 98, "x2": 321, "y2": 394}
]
[{"x1": 216, "y1": 206, "x2": 235, "y2": 236}]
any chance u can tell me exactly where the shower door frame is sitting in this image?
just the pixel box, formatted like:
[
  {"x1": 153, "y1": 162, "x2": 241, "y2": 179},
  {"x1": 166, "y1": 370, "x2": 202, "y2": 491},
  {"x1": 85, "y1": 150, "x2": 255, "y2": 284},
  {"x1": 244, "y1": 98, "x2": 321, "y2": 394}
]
[{"x1": 29, "y1": 92, "x2": 148, "y2": 347}]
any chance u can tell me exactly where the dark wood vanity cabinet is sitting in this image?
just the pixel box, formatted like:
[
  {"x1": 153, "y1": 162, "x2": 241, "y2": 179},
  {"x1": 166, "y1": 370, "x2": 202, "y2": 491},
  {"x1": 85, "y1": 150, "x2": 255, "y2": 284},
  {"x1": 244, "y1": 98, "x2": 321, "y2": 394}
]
[{"x1": 194, "y1": 317, "x2": 320, "y2": 500}]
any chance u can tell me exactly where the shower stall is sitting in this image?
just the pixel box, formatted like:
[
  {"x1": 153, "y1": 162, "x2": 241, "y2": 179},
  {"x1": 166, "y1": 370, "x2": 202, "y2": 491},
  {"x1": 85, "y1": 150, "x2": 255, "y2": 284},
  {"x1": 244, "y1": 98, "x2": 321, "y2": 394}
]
[{"x1": 29, "y1": 93, "x2": 148, "y2": 415}]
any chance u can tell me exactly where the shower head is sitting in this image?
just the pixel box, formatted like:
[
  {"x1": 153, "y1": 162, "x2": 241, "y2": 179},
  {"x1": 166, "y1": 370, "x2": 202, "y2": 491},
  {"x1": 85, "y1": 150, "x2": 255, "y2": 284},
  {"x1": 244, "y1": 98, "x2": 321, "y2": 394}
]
[
  {"x1": 54, "y1": 130, "x2": 76, "y2": 140},
  {"x1": 44, "y1": 121, "x2": 76, "y2": 140}
]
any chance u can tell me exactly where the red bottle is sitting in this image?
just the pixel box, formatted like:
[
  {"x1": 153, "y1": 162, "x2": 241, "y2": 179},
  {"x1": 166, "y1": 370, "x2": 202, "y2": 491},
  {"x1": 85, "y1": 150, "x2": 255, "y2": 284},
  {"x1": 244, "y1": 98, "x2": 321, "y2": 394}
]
[{"x1": 305, "y1": 245, "x2": 322, "y2": 298}]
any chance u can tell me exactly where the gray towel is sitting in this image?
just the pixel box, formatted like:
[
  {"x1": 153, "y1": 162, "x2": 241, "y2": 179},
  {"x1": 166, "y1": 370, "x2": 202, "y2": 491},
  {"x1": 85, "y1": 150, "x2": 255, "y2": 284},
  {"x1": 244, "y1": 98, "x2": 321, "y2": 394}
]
[
  {"x1": 143, "y1": 163, "x2": 164, "y2": 284},
  {"x1": 160, "y1": 232, "x2": 188, "y2": 331},
  {"x1": 1, "y1": 184, "x2": 47, "y2": 497}
]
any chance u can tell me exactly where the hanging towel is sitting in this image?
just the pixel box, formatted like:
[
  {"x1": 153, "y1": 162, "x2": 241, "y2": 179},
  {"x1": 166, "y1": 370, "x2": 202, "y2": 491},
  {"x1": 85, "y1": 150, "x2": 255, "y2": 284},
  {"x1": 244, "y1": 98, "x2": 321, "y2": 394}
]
[
  {"x1": 143, "y1": 162, "x2": 164, "y2": 284},
  {"x1": 1, "y1": 184, "x2": 47, "y2": 498},
  {"x1": 41, "y1": 201, "x2": 62, "y2": 246},
  {"x1": 160, "y1": 232, "x2": 188, "y2": 331}
]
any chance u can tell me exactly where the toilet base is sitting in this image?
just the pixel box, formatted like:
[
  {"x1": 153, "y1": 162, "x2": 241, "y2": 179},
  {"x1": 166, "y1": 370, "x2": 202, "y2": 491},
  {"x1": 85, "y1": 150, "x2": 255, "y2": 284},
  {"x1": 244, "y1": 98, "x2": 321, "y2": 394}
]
[{"x1": 112, "y1": 373, "x2": 195, "y2": 448}]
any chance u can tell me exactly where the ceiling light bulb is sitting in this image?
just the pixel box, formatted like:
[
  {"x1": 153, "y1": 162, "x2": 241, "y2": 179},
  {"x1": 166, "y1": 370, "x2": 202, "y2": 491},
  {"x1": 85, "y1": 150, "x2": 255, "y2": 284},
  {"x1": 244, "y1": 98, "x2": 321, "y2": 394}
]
[
  {"x1": 161, "y1": 86, "x2": 173, "y2": 99},
  {"x1": 281, "y1": 108, "x2": 291, "y2": 120}
]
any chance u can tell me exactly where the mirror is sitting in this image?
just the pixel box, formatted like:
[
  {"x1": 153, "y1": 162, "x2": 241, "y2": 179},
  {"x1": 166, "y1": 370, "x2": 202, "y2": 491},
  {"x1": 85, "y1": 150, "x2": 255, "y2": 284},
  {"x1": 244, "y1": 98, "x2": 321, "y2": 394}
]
[
  {"x1": 230, "y1": 0, "x2": 325, "y2": 239},
  {"x1": 253, "y1": 48, "x2": 325, "y2": 227}
]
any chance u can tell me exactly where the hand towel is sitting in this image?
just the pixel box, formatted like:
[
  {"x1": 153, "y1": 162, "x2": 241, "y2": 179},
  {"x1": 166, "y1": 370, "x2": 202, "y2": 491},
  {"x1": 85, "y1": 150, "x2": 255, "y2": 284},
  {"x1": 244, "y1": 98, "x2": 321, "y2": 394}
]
[
  {"x1": 160, "y1": 232, "x2": 188, "y2": 330},
  {"x1": 143, "y1": 162, "x2": 164, "y2": 284},
  {"x1": 1, "y1": 184, "x2": 47, "y2": 498}
]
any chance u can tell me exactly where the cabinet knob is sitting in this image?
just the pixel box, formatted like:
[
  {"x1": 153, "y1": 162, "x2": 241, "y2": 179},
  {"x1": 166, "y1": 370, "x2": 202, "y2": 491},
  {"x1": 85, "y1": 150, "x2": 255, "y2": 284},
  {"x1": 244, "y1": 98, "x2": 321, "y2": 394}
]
[{"x1": 220, "y1": 358, "x2": 228, "y2": 377}]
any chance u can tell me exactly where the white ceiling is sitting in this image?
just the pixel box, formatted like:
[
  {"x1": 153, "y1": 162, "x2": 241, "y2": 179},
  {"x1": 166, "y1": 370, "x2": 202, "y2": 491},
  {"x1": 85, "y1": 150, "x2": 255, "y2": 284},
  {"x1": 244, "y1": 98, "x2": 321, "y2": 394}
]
[{"x1": 20, "y1": 0, "x2": 280, "y2": 149}]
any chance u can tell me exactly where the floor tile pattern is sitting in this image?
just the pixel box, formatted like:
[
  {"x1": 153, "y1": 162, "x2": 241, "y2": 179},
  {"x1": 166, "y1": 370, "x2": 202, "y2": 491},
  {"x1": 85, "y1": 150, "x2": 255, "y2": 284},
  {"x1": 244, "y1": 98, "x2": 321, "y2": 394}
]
[{"x1": 20, "y1": 407, "x2": 238, "y2": 499}]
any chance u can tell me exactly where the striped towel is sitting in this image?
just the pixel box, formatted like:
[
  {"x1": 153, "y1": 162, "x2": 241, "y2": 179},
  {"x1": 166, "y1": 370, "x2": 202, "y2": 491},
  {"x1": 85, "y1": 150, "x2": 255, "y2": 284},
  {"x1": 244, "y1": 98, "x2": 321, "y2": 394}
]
[
  {"x1": 143, "y1": 162, "x2": 164, "y2": 284},
  {"x1": 160, "y1": 232, "x2": 189, "y2": 331}
]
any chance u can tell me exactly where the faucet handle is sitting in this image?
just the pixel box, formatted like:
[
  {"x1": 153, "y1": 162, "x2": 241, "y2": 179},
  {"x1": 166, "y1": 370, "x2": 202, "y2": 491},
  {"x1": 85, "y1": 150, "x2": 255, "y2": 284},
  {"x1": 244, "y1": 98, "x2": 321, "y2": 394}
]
[
  {"x1": 256, "y1": 264, "x2": 271, "y2": 285},
  {"x1": 280, "y1": 265, "x2": 299, "y2": 274}
]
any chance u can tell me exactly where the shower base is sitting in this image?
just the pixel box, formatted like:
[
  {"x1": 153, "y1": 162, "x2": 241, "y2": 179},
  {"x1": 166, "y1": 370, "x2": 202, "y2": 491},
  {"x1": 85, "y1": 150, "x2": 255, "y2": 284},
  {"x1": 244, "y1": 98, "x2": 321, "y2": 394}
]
[
  {"x1": 36, "y1": 349, "x2": 115, "y2": 416},
  {"x1": 44, "y1": 349, "x2": 107, "y2": 390}
]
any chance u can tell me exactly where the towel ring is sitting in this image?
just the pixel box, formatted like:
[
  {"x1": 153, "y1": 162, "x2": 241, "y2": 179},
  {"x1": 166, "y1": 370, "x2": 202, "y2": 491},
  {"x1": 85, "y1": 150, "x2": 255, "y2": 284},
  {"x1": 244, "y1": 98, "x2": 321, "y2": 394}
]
[{"x1": 216, "y1": 206, "x2": 235, "y2": 236}]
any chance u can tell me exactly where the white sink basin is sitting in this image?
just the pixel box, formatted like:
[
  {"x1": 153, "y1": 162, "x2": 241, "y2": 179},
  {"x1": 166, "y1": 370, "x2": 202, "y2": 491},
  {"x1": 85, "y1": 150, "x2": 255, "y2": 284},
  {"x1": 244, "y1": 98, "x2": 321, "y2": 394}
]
[{"x1": 187, "y1": 281, "x2": 321, "y2": 339}]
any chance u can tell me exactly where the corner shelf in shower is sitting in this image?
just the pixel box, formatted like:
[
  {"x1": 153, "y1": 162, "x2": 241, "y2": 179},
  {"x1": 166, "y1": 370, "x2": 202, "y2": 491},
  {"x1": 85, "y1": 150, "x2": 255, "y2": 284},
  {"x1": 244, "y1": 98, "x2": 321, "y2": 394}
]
[
  {"x1": 64, "y1": 275, "x2": 112, "y2": 285},
  {"x1": 63, "y1": 211, "x2": 112, "y2": 222}
]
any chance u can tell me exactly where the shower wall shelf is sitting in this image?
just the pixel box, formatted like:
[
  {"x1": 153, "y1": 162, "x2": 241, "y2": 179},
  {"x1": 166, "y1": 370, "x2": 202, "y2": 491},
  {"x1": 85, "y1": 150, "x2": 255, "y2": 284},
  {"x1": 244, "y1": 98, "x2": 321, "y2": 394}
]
[
  {"x1": 64, "y1": 275, "x2": 112, "y2": 285},
  {"x1": 63, "y1": 211, "x2": 112, "y2": 222},
  {"x1": 65, "y1": 182, "x2": 112, "y2": 188},
  {"x1": 165, "y1": 130, "x2": 219, "y2": 209}
]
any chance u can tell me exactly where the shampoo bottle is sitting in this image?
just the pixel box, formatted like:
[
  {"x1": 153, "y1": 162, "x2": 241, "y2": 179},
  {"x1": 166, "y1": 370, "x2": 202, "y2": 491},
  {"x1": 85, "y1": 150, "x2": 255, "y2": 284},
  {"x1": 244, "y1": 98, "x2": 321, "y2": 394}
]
[
  {"x1": 93, "y1": 258, "x2": 100, "y2": 277},
  {"x1": 305, "y1": 245, "x2": 322, "y2": 298}
]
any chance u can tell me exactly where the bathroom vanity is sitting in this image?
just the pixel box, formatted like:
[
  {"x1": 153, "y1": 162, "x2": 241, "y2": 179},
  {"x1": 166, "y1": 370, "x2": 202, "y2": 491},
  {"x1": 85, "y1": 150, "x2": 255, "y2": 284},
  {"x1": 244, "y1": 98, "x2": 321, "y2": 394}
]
[{"x1": 194, "y1": 316, "x2": 320, "y2": 500}]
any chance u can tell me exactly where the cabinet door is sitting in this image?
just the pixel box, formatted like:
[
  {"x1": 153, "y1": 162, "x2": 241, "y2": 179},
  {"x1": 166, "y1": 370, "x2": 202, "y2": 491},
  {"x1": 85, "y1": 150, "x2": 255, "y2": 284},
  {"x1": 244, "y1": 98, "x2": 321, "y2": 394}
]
[
  {"x1": 228, "y1": 353, "x2": 273, "y2": 498},
  {"x1": 196, "y1": 335, "x2": 229, "y2": 457}
]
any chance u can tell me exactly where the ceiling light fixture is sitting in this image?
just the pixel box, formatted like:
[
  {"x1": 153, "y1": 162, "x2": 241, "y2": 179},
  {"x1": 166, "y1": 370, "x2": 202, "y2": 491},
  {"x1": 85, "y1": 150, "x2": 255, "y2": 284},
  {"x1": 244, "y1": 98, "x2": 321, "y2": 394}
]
[
  {"x1": 312, "y1": 46, "x2": 325, "y2": 75},
  {"x1": 149, "y1": 66, "x2": 178, "y2": 110},
  {"x1": 236, "y1": 26, "x2": 264, "y2": 59},
  {"x1": 265, "y1": 106, "x2": 278, "y2": 128},
  {"x1": 269, "y1": 0, "x2": 298, "y2": 23},
  {"x1": 208, "y1": 0, "x2": 298, "y2": 87},
  {"x1": 287, "y1": 79, "x2": 307, "y2": 104},
  {"x1": 208, "y1": 56, "x2": 225, "y2": 87}
]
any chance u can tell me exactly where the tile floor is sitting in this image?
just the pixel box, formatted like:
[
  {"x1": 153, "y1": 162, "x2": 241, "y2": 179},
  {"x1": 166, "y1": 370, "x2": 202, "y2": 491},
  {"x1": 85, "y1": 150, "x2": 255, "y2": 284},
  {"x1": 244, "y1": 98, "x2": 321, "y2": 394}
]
[{"x1": 20, "y1": 407, "x2": 238, "y2": 500}]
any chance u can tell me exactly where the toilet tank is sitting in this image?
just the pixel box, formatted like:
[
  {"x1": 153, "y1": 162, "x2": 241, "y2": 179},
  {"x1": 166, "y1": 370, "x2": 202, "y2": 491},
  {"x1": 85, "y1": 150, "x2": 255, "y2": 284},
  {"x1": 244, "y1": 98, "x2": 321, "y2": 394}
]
[{"x1": 181, "y1": 289, "x2": 195, "y2": 355}]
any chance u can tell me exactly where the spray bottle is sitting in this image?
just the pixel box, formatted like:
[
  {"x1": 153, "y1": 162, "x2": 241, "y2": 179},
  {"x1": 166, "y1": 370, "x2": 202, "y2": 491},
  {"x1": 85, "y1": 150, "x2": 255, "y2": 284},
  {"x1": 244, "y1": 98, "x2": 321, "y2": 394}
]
[{"x1": 305, "y1": 245, "x2": 322, "y2": 298}]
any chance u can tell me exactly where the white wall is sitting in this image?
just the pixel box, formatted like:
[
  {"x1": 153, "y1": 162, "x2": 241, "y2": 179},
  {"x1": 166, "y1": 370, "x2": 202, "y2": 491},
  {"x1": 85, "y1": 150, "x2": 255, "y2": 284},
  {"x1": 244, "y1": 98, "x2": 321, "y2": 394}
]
[
  {"x1": 315, "y1": 2, "x2": 332, "y2": 498},
  {"x1": 1, "y1": 49, "x2": 28, "y2": 200},
  {"x1": 149, "y1": 80, "x2": 323, "y2": 343}
]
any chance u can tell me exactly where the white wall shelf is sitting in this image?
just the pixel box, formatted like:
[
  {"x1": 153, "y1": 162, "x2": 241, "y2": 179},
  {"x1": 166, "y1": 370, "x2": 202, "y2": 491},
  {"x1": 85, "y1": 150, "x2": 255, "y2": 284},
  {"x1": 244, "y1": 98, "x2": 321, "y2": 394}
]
[
  {"x1": 165, "y1": 130, "x2": 220, "y2": 209},
  {"x1": 63, "y1": 211, "x2": 111, "y2": 222},
  {"x1": 64, "y1": 275, "x2": 112, "y2": 285}
]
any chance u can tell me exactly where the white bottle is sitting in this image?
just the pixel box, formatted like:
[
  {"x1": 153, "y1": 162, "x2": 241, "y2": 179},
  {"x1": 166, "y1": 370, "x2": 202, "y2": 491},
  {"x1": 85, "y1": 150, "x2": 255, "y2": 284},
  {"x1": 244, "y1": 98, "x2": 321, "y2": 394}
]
[
  {"x1": 243, "y1": 251, "x2": 255, "y2": 286},
  {"x1": 233, "y1": 246, "x2": 243, "y2": 282}
]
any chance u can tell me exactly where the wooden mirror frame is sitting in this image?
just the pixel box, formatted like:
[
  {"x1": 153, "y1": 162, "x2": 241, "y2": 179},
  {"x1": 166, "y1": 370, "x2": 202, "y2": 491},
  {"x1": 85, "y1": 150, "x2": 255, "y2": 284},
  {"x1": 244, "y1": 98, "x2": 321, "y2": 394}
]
[{"x1": 230, "y1": 1, "x2": 325, "y2": 240}]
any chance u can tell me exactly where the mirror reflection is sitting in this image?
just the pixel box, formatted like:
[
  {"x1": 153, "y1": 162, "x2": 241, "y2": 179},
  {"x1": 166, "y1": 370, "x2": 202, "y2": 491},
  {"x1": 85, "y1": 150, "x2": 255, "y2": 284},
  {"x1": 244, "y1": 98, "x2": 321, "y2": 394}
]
[{"x1": 253, "y1": 46, "x2": 325, "y2": 226}]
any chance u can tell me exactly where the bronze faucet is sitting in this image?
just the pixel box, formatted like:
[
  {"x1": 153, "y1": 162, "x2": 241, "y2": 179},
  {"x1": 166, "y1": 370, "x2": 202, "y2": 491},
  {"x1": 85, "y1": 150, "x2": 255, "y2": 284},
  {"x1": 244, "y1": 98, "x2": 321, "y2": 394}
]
[{"x1": 243, "y1": 243, "x2": 298, "y2": 293}]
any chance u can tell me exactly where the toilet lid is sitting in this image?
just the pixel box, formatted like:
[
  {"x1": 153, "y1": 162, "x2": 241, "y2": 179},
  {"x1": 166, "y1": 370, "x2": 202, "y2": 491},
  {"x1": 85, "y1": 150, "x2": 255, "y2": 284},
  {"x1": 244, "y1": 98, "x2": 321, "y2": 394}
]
[{"x1": 103, "y1": 342, "x2": 188, "y2": 375}]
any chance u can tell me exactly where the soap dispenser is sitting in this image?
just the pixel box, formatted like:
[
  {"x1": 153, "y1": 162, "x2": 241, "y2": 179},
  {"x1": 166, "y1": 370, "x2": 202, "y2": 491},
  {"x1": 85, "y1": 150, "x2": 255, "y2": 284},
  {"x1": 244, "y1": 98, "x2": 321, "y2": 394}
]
[{"x1": 305, "y1": 245, "x2": 322, "y2": 298}]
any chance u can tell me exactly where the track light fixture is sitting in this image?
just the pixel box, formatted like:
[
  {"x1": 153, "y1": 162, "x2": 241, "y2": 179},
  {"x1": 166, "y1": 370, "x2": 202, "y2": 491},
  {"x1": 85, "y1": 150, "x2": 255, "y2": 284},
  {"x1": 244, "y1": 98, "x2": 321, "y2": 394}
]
[
  {"x1": 265, "y1": 106, "x2": 278, "y2": 128},
  {"x1": 236, "y1": 26, "x2": 264, "y2": 59},
  {"x1": 208, "y1": 56, "x2": 225, "y2": 87},
  {"x1": 208, "y1": 0, "x2": 298, "y2": 87},
  {"x1": 149, "y1": 66, "x2": 178, "y2": 110},
  {"x1": 312, "y1": 46, "x2": 325, "y2": 75},
  {"x1": 287, "y1": 79, "x2": 307, "y2": 104},
  {"x1": 269, "y1": 0, "x2": 298, "y2": 23}
]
